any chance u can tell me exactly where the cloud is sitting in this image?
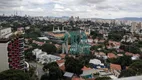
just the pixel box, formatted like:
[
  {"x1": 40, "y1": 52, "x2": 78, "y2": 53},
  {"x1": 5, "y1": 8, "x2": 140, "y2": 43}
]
[
  {"x1": 13, "y1": 6, "x2": 44, "y2": 12},
  {"x1": 80, "y1": 0, "x2": 106, "y2": 4},
  {"x1": 54, "y1": 4, "x2": 64, "y2": 9},
  {"x1": 53, "y1": 4, "x2": 72, "y2": 12},
  {"x1": 0, "y1": 0, "x2": 21, "y2": 9},
  {"x1": 0, "y1": 0, "x2": 142, "y2": 18}
]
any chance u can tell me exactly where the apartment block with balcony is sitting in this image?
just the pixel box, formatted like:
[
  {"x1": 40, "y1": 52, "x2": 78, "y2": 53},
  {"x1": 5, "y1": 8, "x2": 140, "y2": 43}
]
[{"x1": 7, "y1": 35, "x2": 25, "y2": 70}]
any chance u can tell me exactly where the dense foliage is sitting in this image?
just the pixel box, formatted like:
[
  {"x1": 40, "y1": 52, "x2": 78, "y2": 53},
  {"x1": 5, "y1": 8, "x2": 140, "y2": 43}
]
[
  {"x1": 90, "y1": 31, "x2": 103, "y2": 39},
  {"x1": 119, "y1": 69, "x2": 136, "y2": 78},
  {"x1": 95, "y1": 77, "x2": 111, "y2": 80},
  {"x1": 65, "y1": 56, "x2": 83, "y2": 76},
  {"x1": 120, "y1": 44, "x2": 141, "y2": 54},
  {"x1": 24, "y1": 48, "x2": 36, "y2": 61},
  {"x1": 108, "y1": 31, "x2": 126, "y2": 41},
  {"x1": 41, "y1": 62, "x2": 63, "y2": 80},
  {"x1": 43, "y1": 62, "x2": 59, "y2": 71},
  {"x1": 107, "y1": 55, "x2": 132, "y2": 70},
  {"x1": 40, "y1": 43, "x2": 57, "y2": 54},
  {"x1": 0, "y1": 69, "x2": 30, "y2": 80},
  {"x1": 129, "y1": 60, "x2": 142, "y2": 75},
  {"x1": 119, "y1": 60, "x2": 142, "y2": 78}
]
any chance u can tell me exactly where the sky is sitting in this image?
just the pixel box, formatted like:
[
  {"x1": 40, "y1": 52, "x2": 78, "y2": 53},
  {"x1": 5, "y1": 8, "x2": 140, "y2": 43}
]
[{"x1": 0, "y1": 0, "x2": 142, "y2": 19}]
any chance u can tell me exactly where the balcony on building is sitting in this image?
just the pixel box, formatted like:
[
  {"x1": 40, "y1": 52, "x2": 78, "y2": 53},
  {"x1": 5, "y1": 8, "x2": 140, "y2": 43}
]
[
  {"x1": 19, "y1": 48, "x2": 24, "y2": 51},
  {"x1": 19, "y1": 43, "x2": 24, "y2": 47},
  {"x1": 19, "y1": 37, "x2": 24, "y2": 42},
  {"x1": 8, "y1": 53, "x2": 12, "y2": 57},
  {"x1": 9, "y1": 64, "x2": 13, "y2": 69},
  {"x1": 8, "y1": 58, "x2": 12, "y2": 62},
  {"x1": 20, "y1": 54, "x2": 24, "y2": 58}
]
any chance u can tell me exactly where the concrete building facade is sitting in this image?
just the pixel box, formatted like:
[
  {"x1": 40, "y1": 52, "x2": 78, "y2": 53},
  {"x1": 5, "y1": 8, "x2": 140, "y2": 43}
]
[
  {"x1": 0, "y1": 42, "x2": 9, "y2": 72},
  {"x1": 0, "y1": 27, "x2": 12, "y2": 38},
  {"x1": 7, "y1": 36, "x2": 25, "y2": 70}
]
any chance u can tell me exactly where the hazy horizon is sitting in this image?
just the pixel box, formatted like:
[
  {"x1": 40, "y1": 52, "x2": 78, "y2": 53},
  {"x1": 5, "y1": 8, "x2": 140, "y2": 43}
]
[{"x1": 0, "y1": 0, "x2": 142, "y2": 19}]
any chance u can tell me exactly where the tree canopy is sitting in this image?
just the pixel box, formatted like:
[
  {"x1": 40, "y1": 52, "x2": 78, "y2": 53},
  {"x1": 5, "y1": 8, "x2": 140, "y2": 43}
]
[
  {"x1": 120, "y1": 44, "x2": 141, "y2": 54},
  {"x1": 40, "y1": 73, "x2": 49, "y2": 80},
  {"x1": 119, "y1": 60, "x2": 142, "y2": 78},
  {"x1": 129, "y1": 60, "x2": 142, "y2": 75},
  {"x1": 49, "y1": 66, "x2": 63, "y2": 80},
  {"x1": 41, "y1": 62, "x2": 63, "y2": 80},
  {"x1": 0, "y1": 69, "x2": 30, "y2": 80},
  {"x1": 108, "y1": 31, "x2": 125, "y2": 41},
  {"x1": 90, "y1": 31, "x2": 103, "y2": 39},
  {"x1": 95, "y1": 77, "x2": 111, "y2": 80},
  {"x1": 107, "y1": 55, "x2": 132, "y2": 70},
  {"x1": 24, "y1": 48, "x2": 36, "y2": 61},
  {"x1": 43, "y1": 62, "x2": 59, "y2": 71},
  {"x1": 40, "y1": 43, "x2": 57, "y2": 54},
  {"x1": 65, "y1": 56, "x2": 83, "y2": 76},
  {"x1": 119, "y1": 69, "x2": 136, "y2": 78}
]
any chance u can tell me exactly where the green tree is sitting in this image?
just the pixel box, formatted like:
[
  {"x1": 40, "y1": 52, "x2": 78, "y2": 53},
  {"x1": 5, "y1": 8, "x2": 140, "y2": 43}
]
[
  {"x1": 108, "y1": 33, "x2": 122, "y2": 41},
  {"x1": 0, "y1": 69, "x2": 31, "y2": 80},
  {"x1": 41, "y1": 43, "x2": 57, "y2": 54},
  {"x1": 65, "y1": 56, "x2": 83, "y2": 76},
  {"x1": 43, "y1": 62, "x2": 59, "y2": 71},
  {"x1": 120, "y1": 44, "x2": 141, "y2": 54},
  {"x1": 24, "y1": 48, "x2": 36, "y2": 61},
  {"x1": 95, "y1": 77, "x2": 111, "y2": 80},
  {"x1": 90, "y1": 45, "x2": 103, "y2": 51},
  {"x1": 41, "y1": 62, "x2": 63, "y2": 80},
  {"x1": 49, "y1": 66, "x2": 63, "y2": 80},
  {"x1": 129, "y1": 60, "x2": 142, "y2": 75},
  {"x1": 107, "y1": 55, "x2": 132, "y2": 70},
  {"x1": 119, "y1": 69, "x2": 136, "y2": 78},
  {"x1": 118, "y1": 55, "x2": 132, "y2": 70},
  {"x1": 40, "y1": 73, "x2": 49, "y2": 80},
  {"x1": 91, "y1": 31, "x2": 103, "y2": 40},
  {"x1": 31, "y1": 43, "x2": 39, "y2": 49},
  {"x1": 108, "y1": 31, "x2": 125, "y2": 41}
]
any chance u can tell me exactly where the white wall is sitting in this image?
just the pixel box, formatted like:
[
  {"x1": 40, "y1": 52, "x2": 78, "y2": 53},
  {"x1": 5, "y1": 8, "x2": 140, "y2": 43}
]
[
  {"x1": 0, "y1": 42, "x2": 9, "y2": 72},
  {"x1": 0, "y1": 27, "x2": 12, "y2": 38}
]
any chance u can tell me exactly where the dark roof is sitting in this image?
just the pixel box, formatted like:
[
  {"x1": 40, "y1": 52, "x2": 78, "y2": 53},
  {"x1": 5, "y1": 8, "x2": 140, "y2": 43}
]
[{"x1": 0, "y1": 38, "x2": 10, "y2": 43}]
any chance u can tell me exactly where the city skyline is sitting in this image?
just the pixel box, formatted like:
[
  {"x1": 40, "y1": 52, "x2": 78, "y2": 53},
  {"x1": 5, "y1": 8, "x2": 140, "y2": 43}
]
[{"x1": 0, "y1": 0, "x2": 142, "y2": 19}]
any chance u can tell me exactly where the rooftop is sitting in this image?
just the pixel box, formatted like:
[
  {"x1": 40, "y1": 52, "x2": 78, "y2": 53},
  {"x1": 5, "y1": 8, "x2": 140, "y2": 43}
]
[
  {"x1": 0, "y1": 27, "x2": 11, "y2": 30},
  {"x1": 110, "y1": 63, "x2": 121, "y2": 71},
  {"x1": 0, "y1": 38, "x2": 10, "y2": 43}
]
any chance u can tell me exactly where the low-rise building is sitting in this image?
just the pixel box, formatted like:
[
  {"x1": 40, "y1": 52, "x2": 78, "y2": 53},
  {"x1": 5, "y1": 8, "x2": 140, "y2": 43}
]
[
  {"x1": 0, "y1": 27, "x2": 12, "y2": 38},
  {"x1": 32, "y1": 49, "x2": 61, "y2": 64}
]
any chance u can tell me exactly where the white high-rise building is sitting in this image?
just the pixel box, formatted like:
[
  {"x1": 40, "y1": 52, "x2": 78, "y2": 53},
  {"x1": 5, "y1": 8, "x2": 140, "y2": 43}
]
[
  {"x1": 0, "y1": 27, "x2": 12, "y2": 72},
  {"x1": 0, "y1": 42, "x2": 9, "y2": 72},
  {"x1": 131, "y1": 22, "x2": 137, "y2": 33}
]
